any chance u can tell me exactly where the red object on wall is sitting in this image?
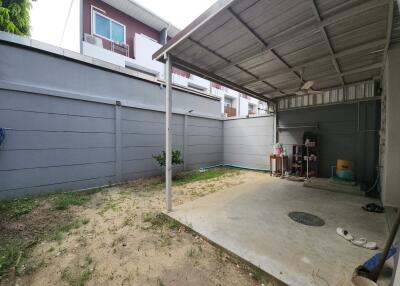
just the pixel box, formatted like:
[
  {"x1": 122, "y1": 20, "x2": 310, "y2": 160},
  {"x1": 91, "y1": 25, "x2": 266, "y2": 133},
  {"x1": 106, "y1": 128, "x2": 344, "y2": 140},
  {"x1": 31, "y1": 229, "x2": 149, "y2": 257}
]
[
  {"x1": 172, "y1": 67, "x2": 190, "y2": 78},
  {"x1": 83, "y1": 0, "x2": 160, "y2": 59},
  {"x1": 212, "y1": 82, "x2": 222, "y2": 89}
]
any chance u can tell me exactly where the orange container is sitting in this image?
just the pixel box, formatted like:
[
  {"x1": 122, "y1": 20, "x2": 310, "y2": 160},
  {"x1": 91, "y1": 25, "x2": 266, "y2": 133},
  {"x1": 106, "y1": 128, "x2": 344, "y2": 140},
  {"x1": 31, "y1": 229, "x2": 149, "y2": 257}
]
[{"x1": 336, "y1": 159, "x2": 354, "y2": 176}]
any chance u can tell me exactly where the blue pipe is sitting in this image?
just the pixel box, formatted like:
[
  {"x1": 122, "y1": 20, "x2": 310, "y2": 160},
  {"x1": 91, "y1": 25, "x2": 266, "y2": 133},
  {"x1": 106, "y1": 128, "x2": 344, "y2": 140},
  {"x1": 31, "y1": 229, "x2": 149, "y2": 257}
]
[{"x1": 201, "y1": 164, "x2": 269, "y2": 172}]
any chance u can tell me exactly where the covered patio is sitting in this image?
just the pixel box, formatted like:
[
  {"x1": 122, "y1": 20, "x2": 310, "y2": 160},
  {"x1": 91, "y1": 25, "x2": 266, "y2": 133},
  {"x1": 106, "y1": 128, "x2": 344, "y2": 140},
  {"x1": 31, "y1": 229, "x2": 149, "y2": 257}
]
[
  {"x1": 168, "y1": 176, "x2": 388, "y2": 286},
  {"x1": 153, "y1": 0, "x2": 400, "y2": 285}
]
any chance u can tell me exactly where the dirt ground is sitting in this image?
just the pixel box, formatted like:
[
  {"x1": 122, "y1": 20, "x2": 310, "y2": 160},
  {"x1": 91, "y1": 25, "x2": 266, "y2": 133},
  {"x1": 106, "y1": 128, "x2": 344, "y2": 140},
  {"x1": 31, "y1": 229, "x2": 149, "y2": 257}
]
[{"x1": 0, "y1": 169, "x2": 283, "y2": 286}]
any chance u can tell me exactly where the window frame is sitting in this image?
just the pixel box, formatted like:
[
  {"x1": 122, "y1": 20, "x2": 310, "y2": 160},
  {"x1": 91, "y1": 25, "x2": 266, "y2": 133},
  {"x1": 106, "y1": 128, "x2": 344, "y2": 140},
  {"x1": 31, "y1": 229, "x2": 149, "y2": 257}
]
[{"x1": 92, "y1": 9, "x2": 126, "y2": 44}]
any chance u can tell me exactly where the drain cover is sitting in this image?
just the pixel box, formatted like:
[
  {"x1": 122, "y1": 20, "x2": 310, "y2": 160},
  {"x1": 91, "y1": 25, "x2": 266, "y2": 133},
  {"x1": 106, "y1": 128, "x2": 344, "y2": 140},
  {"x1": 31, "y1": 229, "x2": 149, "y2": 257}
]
[{"x1": 288, "y1": 212, "x2": 325, "y2": 226}]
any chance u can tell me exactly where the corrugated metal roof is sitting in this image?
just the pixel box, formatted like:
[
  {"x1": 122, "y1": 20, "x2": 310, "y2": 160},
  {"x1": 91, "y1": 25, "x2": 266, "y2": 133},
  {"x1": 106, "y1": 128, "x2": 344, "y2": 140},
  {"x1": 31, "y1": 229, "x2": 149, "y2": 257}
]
[
  {"x1": 392, "y1": 0, "x2": 400, "y2": 45},
  {"x1": 153, "y1": 0, "x2": 398, "y2": 103},
  {"x1": 101, "y1": 0, "x2": 180, "y2": 37}
]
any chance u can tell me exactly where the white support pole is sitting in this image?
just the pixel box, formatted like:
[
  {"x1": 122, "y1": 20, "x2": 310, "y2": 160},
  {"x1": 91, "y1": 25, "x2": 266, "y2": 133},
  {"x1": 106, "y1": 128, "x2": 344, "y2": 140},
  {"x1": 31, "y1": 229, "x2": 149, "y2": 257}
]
[
  {"x1": 183, "y1": 114, "x2": 188, "y2": 171},
  {"x1": 165, "y1": 53, "x2": 172, "y2": 212}
]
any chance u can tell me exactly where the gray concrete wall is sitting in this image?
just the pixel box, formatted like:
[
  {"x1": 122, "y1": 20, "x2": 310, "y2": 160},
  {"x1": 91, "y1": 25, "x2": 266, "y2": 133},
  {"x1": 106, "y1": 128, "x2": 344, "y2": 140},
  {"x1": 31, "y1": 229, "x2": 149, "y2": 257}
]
[
  {"x1": 223, "y1": 116, "x2": 275, "y2": 170},
  {"x1": 0, "y1": 42, "x2": 223, "y2": 198},
  {"x1": 382, "y1": 47, "x2": 400, "y2": 207},
  {"x1": 278, "y1": 102, "x2": 380, "y2": 184}
]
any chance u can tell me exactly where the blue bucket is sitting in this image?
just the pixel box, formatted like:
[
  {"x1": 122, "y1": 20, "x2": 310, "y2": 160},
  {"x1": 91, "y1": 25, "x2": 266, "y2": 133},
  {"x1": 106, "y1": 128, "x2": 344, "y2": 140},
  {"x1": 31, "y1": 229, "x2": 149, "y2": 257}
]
[{"x1": 338, "y1": 169, "x2": 354, "y2": 180}]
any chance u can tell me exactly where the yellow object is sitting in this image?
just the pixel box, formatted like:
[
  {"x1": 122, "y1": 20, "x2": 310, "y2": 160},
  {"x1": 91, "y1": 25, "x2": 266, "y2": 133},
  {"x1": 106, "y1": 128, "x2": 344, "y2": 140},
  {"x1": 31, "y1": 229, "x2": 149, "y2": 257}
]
[{"x1": 336, "y1": 159, "x2": 354, "y2": 176}]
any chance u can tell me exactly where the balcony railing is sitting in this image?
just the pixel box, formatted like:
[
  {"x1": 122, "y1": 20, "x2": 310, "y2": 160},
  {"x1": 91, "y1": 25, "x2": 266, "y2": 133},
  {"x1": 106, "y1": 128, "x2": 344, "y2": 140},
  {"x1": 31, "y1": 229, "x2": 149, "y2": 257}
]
[{"x1": 224, "y1": 106, "x2": 237, "y2": 117}]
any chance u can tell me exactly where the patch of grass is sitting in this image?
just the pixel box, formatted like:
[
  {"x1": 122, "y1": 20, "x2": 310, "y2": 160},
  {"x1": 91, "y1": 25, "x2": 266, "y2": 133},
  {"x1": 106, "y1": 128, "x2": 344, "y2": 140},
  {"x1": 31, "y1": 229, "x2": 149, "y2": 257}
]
[
  {"x1": 0, "y1": 197, "x2": 38, "y2": 217},
  {"x1": 0, "y1": 240, "x2": 24, "y2": 276},
  {"x1": 61, "y1": 255, "x2": 93, "y2": 286},
  {"x1": 51, "y1": 192, "x2": 91, "y2": 210},
  {"x1": 173, "y1": 167, "x2": 238, "y2": 186},
  {"x1": 61, "y1": 267, "x2": 92, "y2": 286},
  {"x1": 251, "y1": 268, "x2": 264, "y2": 283},
  {"x1": 158, "y1": 234, "x2": 172, "y2": 247},
  {"x1": 81, "y1": 218, "x2": 90, "y2": 225},
  {"x1": 157, "y1": 278, "x2": 165, "y2": 286},
  {"x1": 48, "y1": 218, "x2": 90, "y2": 243},
  {"x1": 186, "y1": 247, "x2": 196, "y2": 257},
  {"x1": 98, "y1": 199, "x2": 120, "y2": 215},
  {"x1": 142, "y1": 212, "x2": 180, "y2": 230},
  {"x1": 50, "y1": 187, "x2": 106, "y2": 211}
]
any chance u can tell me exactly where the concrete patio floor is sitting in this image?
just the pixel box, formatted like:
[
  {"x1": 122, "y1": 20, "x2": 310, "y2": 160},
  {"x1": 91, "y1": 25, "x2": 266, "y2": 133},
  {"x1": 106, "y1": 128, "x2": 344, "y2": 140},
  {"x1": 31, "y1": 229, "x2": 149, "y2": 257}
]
[{"x1": 166, "y1": 175, "x2": 389, "y2": 286}]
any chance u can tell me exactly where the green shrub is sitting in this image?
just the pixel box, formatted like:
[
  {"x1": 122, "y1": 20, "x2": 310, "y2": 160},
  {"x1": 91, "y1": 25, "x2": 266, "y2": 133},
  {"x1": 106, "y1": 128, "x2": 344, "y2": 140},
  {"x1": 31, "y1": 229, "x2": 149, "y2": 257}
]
[{"x1": 152, "y1": 150, "x2": 183, "y2": 167}]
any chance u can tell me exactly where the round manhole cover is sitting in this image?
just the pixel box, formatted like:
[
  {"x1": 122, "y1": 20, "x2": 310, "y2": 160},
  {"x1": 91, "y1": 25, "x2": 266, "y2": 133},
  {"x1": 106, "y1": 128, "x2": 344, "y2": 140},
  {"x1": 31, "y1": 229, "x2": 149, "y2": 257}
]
[{"x1": 288, "y1": 212, "x2": 325, "y2": 227}]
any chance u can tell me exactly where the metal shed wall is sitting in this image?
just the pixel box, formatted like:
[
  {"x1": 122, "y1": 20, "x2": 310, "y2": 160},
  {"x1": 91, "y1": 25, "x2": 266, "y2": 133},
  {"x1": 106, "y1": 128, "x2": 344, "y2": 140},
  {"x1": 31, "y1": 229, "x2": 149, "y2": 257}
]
[{"x1": 278, "y1": 101, "x2": 380, "y2": 183}]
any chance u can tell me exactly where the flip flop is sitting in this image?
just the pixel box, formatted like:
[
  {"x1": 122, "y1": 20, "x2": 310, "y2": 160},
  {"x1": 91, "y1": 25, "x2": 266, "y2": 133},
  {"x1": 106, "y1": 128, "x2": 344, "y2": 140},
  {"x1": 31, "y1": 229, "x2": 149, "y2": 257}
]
[
  {"x1": 352, "y1": 238, "x2": 367, "y2": 246},
  {"x1": 363, "y1": 241, "x2": 378, "y2": 250},
  {"x1": 362, "y1": 203, "x2": 385, "y2": 213},
  {"x1": 351, "y1": 238, "x2": 378, "y2": 250},
  {"x1": 336, "y1": 227, "x2": 353, "y2": 241}
]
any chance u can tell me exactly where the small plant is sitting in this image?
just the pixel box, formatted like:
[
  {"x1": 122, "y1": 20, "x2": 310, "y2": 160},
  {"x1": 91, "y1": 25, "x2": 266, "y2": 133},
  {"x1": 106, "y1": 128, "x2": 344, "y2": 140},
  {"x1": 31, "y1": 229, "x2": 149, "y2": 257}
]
[
  {"x1": 0, "y1": 240, "x2": 24, "y2": 276},
  {"x1": 142, "y1": 212, "x2": 180, "y2": 230},
  {"x1": 152, "y1": 150, "x2": 183, "y2": 167},
  {"x1": 0, "y1": 197, "x2": 38, "y2": 217}
]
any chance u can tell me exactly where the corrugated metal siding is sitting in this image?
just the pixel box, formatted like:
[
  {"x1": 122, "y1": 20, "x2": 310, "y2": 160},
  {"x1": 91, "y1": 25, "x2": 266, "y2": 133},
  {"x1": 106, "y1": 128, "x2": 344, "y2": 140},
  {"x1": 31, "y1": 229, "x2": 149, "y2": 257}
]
[
  {"x1": 278, "y1": 81, "x2": 375, "y2": 110},
  {"x1": 278, "y1": 101, "x2": 380, "y2": 181}
]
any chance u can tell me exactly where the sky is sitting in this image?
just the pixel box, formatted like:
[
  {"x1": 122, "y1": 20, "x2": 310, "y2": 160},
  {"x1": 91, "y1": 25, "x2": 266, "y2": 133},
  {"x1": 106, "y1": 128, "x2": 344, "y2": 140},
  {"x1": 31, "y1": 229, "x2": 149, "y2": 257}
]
[{"x1": 30, "y1": 0, "x2": 217, "y2": 52}]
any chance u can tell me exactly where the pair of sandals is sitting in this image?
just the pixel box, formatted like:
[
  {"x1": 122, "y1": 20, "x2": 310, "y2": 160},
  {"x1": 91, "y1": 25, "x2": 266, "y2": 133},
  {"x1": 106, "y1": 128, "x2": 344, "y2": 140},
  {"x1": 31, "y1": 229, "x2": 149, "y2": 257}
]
[
  {"x1": 362, "y1": 203, "x2": 385, "y2": 213},
  {"x1": 336, "y1": 227, "x2": 377, "y2": 250}
]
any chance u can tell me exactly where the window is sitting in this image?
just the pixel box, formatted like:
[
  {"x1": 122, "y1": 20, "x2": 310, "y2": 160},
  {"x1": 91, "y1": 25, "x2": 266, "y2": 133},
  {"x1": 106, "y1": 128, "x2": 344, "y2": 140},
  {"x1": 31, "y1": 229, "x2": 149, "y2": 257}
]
[
  {"x1": 224, "y1": 97, "x2": 233, "y2": 107},
  {"x1": 248, "y1": 104, "x2": 256, "y2": 114},
  {"x1": 93, "y1": 11, "x2": 125, "y2": 43}
]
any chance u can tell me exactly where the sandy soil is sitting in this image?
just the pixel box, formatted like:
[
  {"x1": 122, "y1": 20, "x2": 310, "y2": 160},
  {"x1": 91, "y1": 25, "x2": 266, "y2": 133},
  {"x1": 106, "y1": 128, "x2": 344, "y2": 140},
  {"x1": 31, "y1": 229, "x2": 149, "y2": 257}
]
[{"x1": 6, "y1": 170, "x2": 282, "y2": 286}]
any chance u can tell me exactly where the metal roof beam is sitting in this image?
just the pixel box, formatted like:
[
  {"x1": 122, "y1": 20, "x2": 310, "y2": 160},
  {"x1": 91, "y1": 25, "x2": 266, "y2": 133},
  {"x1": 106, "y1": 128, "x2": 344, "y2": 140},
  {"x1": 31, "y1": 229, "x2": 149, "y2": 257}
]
[
  {"x1": 227, "y1": 7, "x2": 268, "y2": 47},
  {"x1": 187, "y1": 37, "x2": 283, "y2": 95},
  {"x1": 265, "y1": 63, "x2": 383, "y2": 94},
  {"x1": 240, "y1": 39, "x2": 386, "y2": 86},
  {"x1": 310, "y1": 0, "x2": 345, "y2": 86},
  {"x1": 170, "y1": 56, "x2": 275, "y2": 103},
  {"x1": 227, "y1": 7, "x2": 303, "y2": 83},
  {"x1": 212, "y1": 0, "x2": 389, "y2": 73},
  {"x1": 300, "y1": 63, "x2": 383, "y2": 86}
]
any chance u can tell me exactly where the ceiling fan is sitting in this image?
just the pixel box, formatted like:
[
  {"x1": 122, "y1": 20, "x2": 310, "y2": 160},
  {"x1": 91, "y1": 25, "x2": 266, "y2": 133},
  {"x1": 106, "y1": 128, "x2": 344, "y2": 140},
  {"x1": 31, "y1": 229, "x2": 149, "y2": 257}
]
[{"x1": 294, "y1": 68, "x2": 323, "y2": 96}]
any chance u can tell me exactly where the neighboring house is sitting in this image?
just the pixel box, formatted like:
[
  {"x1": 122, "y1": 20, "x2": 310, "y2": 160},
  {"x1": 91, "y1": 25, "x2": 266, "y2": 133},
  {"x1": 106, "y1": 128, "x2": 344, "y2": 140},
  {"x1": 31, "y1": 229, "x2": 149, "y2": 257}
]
[{"x1": 80, "y1": 0, "x2": 267, "y2": 117}]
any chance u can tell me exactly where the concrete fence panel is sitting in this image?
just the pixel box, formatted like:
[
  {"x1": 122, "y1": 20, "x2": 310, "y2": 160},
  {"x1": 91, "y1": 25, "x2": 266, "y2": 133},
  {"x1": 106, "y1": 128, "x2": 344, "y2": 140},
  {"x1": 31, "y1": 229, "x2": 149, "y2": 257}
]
[{"x1": 223, "y1": 116, "x2": 275, "y2": 170}]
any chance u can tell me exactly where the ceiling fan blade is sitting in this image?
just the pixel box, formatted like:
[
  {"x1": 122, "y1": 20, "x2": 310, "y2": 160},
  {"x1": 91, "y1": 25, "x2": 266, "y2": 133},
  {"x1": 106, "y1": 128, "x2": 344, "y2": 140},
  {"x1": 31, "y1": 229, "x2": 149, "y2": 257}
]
[
  {"x1": 308, "y1": 89, "x2": 323, "y2": 94},
  {"x1": 301, "y1": 81, "x2": 314, "y2": 90}
]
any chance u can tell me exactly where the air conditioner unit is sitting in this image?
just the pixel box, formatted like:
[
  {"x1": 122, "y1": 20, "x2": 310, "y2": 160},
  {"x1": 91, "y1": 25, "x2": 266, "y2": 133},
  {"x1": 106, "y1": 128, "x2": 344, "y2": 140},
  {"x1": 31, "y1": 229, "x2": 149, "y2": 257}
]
[{"x1": 84, "y1": 33, "x2": 103, "y2": 48}]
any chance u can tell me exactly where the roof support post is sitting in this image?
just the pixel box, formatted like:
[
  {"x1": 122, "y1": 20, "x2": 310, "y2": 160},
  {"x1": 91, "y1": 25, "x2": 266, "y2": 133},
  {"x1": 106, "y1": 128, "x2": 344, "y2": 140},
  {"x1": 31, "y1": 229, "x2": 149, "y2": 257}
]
[{"x1": 165, "y1": 53, "x2": 173, "y2": 212}]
